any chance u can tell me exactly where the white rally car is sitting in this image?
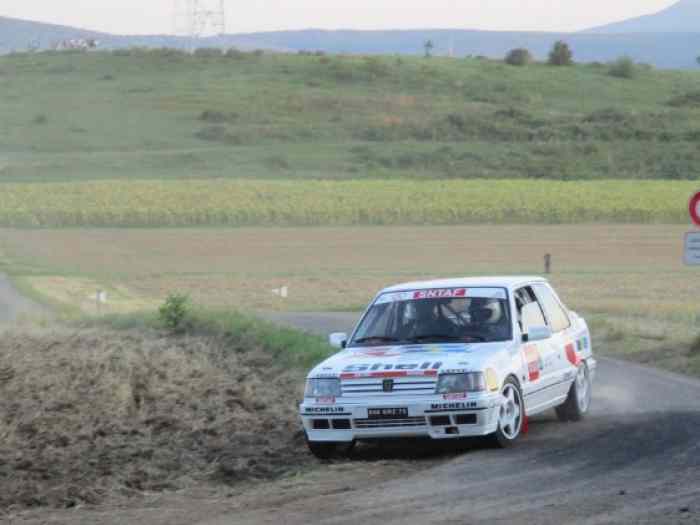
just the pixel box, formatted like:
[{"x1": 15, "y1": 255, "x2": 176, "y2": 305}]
[{"x1": 300, "y1": 277, "x2": 595, "y2": 458}]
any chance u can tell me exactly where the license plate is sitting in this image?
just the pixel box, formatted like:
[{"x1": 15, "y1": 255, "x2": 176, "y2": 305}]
[{"x1": 367, "y1": 407, "x2": 409, "y2": 419}]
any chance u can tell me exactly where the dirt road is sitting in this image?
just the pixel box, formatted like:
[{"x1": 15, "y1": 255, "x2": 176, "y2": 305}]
[
  {"x1": 0, "y1": 273, "x2": 48, "y2": 324},
  {"x1": 215, "y1": 313, "x2": 700, "y2": 525}
]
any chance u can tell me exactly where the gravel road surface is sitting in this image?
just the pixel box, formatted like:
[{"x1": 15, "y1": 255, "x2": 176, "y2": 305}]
[
  {"x1": 0, "y1": 273, "x2": 48, "y2": 324},
  {"x1": 217, "y1": 312, "x2": 700, "y2": 525}
]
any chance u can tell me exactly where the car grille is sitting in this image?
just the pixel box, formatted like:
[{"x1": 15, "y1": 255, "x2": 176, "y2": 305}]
[
  {"x1": 353, "y1": 416, "x2": 427, "y2": 429},
  {"x1": 341, "y1": 377, "x2": 437, "y2": 397}
]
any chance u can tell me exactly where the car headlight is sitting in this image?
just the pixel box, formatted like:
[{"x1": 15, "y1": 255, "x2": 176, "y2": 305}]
[
  {"x1": 304, "y1": 378, "x2": 341, "y2": 398},
  {"x1": 435, "y1": 373, "x2": 486, "y2": 394}
]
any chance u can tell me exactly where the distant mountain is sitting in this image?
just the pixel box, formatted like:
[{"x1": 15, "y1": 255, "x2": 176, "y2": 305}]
[
  {"x1": 585, "y1": 0, "x2": 700, "y2": 33},
  {"x1": 1, "y1": 15, "x2": 700, "y2": 69},
  {"x1": 0, "y1": 16, "x2": 274, "y2": 52},
  {"x1": 226, "y1": 29, "x2": 700, "y2": 69},
  {"x1": 0, "y1": 16, "x2": 103, "y2": 49}
]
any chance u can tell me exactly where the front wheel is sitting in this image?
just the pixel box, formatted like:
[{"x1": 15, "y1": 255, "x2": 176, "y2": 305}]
[
  {"x1": 306, "y1": 440, "x2": 338, "y2": 459},
  {"x1": 555, "y1": 362, "x2": 591, "y2": 422},
  {"x1": 490, "y1": 377, "x2": 524, "y2": 448}
]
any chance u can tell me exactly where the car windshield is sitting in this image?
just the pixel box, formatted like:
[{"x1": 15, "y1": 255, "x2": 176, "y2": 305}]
[{"x1": 349, "y1": 287, "x2": 512, "y2": 346}]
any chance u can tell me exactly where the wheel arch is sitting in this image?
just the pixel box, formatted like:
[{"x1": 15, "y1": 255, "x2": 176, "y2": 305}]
[{"x1": 503, "y1": 373, "x2": 522, "y2": 390}]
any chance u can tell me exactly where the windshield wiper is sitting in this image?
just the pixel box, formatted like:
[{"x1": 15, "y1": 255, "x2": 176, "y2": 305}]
[
  {"x1": 352, "y1": 336, "x2": 401, "y2": 344},
  {"x1": 405, "y1": 334, "x2": 462, "y2": 342}
]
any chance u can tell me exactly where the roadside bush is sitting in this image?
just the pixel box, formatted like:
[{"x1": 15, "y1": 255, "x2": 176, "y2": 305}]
[
  {"x1": 691, "y1": 334, "x2": 700, "y2": 355},
  {"x1": 46, "y1": 64, "x2": 76, "y2": 74},
  {"x1": 667, "y1": 91, "x2": 700, "y2": 108},
  {"x1": 329, "y1": 60, "x2": 355, "y2": 82},
  {"x1": 158, "y1": 293, "x2": 191, "y2": 333},
  {"x1": 193, "y1": 47, "x2": 222, "y2": 58},
  {"x1": 446, "y1": 113, "x2": 467, "y2": 132},
  {"x1": 32, "y1": 114, "x2": 48, "y2": 125},
  {"x1": 608, "y1": 56, "x2": 637, "y2": 79},
  {"x1": 363, "y1": 56, "x2": 391, "y2": 79},
  {"x1": 225, "y1": 47, "x2": 245, "y2": 59},
  {"x1": 141, "y1": 47, "x2": 187, "y2": 58},
  {"x1": 264, "y1": 154, "x2": 291, "y2": 170},
  {"x1": 548, "y1": 41, "x2": 573, "y2": 66},
  {"x1": 199, "y1": 110, "x2": 238, "y2": 124},
  {"x1": 505, "y1": 48, "x2": 533, "y2": 66},
  {"x1": 583, "y1": 107, "x2": 631, "y2": 124},
  {"x1": 194, "y1": 125, "x2": 227, "y2": 142}
]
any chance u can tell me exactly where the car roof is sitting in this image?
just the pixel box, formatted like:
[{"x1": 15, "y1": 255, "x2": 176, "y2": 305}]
[{"x1": 380, "y1": 276, "x2": 548, "y2": 294}]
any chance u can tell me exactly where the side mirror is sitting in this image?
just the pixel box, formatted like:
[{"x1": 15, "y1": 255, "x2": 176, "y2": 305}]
[
  {"x1": 329, "y1": 332, "x2": 348, "y2": 349},
  {"x1": 525, "y1": 325, "x2": 552, "y2": 343}
]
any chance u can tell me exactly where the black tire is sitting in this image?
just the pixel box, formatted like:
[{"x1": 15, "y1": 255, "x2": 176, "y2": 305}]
[
  {"x1": 490, "y1": 376, "x2": 524, "y2": 448},
  {"x1": 306, "y1": 440, "x2": 338, "y2": 459},
  {"x1": 555, "y1": 363, "x2": 591, "y2": 422}
]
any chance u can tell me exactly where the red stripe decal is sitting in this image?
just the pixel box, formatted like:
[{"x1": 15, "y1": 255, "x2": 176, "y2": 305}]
[
  {"x1": 565, "y1": 343, "x2": 579, "y2": 366},
  {"x1": 340, "y1": 370, "x2": 438, "y2": 380}
]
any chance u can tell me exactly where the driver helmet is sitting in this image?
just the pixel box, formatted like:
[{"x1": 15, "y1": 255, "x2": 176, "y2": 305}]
[{"x1": 470, "y1": 298, "x2": 502, "y2": 324}]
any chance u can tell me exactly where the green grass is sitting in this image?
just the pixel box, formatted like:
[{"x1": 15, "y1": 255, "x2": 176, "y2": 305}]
[
  {"x1": 0, "y1": 51, "x2": 699, "y2": 183},
  {"x1": 96, "y1": 306, "x2": 335, "y2": 371}
]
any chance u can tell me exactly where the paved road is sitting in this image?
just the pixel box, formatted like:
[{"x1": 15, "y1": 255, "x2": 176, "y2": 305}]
[
  {"x1": 0, "y1": 273, "x2": 49, "y2": 324},
  {"x1": 218, "y1": 312, "x2": 700, "y2": 525}
]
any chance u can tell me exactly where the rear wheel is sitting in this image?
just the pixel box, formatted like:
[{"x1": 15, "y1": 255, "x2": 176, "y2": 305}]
[
  {"x1": 490, "y1": 377, "x2": 524, "y2": 448},
  {"x1": 555, "y1": 362, "x2": 591, "y2": 422}
]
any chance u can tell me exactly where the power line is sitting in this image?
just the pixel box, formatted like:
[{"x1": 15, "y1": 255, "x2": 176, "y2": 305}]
[{"x1": 173, "y1": 0, "x2": 226, "y2": 47}]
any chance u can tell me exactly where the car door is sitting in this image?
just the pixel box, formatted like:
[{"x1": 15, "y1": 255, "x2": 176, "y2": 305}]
[
  {"x1": 532, "y1": 283, "x2": 577, "y2": 405},
  {"x1": 514, "y1": 286, "x2": 559, "y2": 414}
]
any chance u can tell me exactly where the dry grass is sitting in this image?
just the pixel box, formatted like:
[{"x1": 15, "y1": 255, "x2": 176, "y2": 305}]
[
  {"x1": 23, "y1": 276, "x2": 159, "y2": 315},
  {"x1": 0, "y1": 224, "x2": 694, "y2": 311},
  {"x1": 0, "y1": 326, "x2": 308, "y2": 510},
  {"x1": 1, "y1": 223, "x2": 698, "y2": 373}
]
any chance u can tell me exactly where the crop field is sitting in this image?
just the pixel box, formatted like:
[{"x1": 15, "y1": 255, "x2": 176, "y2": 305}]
[
  {"x1": 0, "y1": 179, "x2": 694, "y2": 227},
  {"x1": 1, "y1": 224, "x2": 698, "y2": 374}
]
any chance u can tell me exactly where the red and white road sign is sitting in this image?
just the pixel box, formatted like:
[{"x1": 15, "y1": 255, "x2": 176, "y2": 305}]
[{"x1": 690, "y1": 191, "x2": 700, "y2": 227}]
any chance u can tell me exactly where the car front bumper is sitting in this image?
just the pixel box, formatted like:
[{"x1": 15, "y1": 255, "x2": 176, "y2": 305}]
[{"x1": 300, "y1": 394, "x2": 502, "y2": 442}]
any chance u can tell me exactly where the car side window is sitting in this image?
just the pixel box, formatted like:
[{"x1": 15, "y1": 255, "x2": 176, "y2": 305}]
[
  {"x1": 514, "y1": 286, "x2": 546, "y2": 333},
  {"x1": 533, "y1": 284, "x2": 571, "y2": 333}
]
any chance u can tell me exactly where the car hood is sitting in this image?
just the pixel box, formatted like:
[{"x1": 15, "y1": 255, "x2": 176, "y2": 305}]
[{"x1": 308, "y1": 342, "x2": 515, "y2": 378}]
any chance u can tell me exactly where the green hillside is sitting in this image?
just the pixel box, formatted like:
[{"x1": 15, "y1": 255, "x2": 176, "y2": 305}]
[{"x1": 2, "y1": 50, "x2": 699, "y2": 184}]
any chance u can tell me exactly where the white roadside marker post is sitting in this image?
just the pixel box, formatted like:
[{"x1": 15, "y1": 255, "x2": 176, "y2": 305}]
[
  {"x1": 96, "y1": 290, "x2": 107, "y2": 314},
  {"x1": 271, "y1": 286, "x2": 289, "y2": 299}
]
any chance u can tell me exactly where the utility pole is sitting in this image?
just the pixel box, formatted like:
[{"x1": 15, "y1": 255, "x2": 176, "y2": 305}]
[
  {"x1": 173, "y1": 0, "x2": 226, "y2": 50},
  {"x1": 448, "y1": 0, "x2": 456, "y2": 57}
]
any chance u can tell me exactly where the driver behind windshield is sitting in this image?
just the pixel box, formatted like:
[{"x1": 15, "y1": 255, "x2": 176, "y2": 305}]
[
  {"x1": 467, "y1": 297, "x2": 510, "y2": 341},
  {"x1": 399, "y1": 297, "x2": 510, "y2": 342},
  {"x1": 401, "y1": 300, "x2": 455, "y2": 339},
  {"x1": 350, "y1": 292, "x2": 512, "y2": 346}
]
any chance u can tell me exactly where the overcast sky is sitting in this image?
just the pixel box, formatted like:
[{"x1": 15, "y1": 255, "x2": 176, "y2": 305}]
[{"x1": 0, "y1": 1, "x2": 679, "y2": 35}]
